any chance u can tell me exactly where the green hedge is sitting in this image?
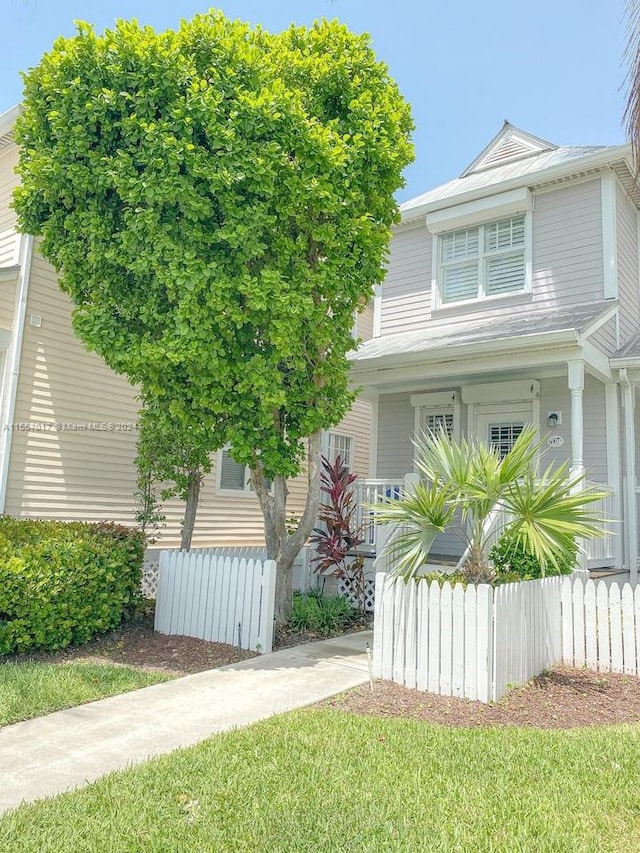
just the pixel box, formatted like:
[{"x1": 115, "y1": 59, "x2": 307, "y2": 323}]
[
  {"x1": 490, "y1": 530, "x2": 577, "y2": 582},
  {"x1": 0, "y1": 518, "x2": 145, "y2": 655}
]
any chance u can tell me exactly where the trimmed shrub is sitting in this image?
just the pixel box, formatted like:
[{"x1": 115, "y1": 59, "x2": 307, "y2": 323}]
[
  {"x1": 490, "y1": 530, "x2": 577, "y2": 582},
  {"x1": 288, "y1": 591, "x2": 357, "y2": 636},
  {"x1": 0, "y1": 518, "x2": 145, "y2": 655}
]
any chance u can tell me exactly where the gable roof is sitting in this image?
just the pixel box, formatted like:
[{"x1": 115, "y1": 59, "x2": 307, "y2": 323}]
[
  {"x1": 461, "y1": 121, "x2": 557, "y2": 176},
  {"x1": 401, "y1": 122, "x2": 629, "y2": 221}
]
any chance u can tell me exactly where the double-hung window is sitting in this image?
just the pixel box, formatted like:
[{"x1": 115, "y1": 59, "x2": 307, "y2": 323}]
[
  {"x1": 439, "y1": 213, "x2": 526, "y2": 304},
  {"x1": 327, "y1": 432, "x2": 354, "y2": 471}
]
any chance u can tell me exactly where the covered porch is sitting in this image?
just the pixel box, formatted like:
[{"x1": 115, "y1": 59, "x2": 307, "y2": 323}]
[{"x1": 350, "y1": 303, "x2": 629, "y2": 582}]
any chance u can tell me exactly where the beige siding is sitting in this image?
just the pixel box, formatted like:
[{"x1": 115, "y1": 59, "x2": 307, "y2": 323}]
[
  {"x1": 0, "y1": 145, "x2": 20, "y2": 332},
  {"x1": 6, "y1": 250, "x2": 141, "y2": 522},
  {"x1": 378, "y1": 179, "x2": 605, "y2": 337},
  {"x1": 531, "y1": 179, "x2": 603, "y2": 306},
  {"x1": 590, "y1": 315, "x2": 618, "y2": 355},
  {"x1": 6, "y1": 249, "x2": 371, "y2": 546},
  {"x1": 616, "y1": 182, "x2": 640, "y2": 345},
  {"x1": 356, "y1": 301, "x2": 374, "y2": 342},
  {"x1": 380, "y1": 222, "x2": 432, "y2": 334},
  {"x1": 376, "y1": 376, "x2": 607, "y2": 485},
  {"x1": 0, "y1": 145, "x2": 18, "y2": 234}
]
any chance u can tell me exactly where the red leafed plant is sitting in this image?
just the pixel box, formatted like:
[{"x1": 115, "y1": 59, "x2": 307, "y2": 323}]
[{"x1": 310, "y1": 455, "x2": 366, "y2": 611}]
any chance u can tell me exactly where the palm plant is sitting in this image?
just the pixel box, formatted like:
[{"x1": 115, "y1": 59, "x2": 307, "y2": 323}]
[
  {"x1": 373, "y1": 426, "x2": 607, "y2": 582},
  {"x1": 625, "y1": 0, "x2": 640, "y2": 166}
]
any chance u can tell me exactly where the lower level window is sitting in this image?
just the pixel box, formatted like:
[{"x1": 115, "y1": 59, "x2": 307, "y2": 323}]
[
  {"x1": 488, "y1": 422, "x2": 524, "y2": 459},
  {"x1": 218, "y1": 446, "x2": 271, "y2": 493},
  {"x1": 327, "y1": 432, "x2": 354, "y2": 471}
]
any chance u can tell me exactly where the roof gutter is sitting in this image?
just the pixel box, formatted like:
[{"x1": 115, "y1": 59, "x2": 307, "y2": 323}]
[
  {"x1": 400, "y1": 145, "x2": 631, "y2": 223},
  {"x1": 0, "y1": 233, "x2": 33, "y2": 514}
]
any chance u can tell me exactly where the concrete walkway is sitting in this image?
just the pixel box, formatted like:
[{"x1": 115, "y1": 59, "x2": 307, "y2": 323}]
[{"x1": 0, "y1": 631, "x2": 372, "y2": 815}]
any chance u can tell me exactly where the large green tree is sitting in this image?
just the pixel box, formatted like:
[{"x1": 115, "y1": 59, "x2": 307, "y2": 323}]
[{"x1": 14, "y1": 12, "x2": 413, "y2": 616}]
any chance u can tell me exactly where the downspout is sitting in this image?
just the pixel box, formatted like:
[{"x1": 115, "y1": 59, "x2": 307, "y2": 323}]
[
  {"x1": 0, "y1": 233, "x2": 34, "y2": 514},
  {"x1": 620, "y1": 368, "x2": 638, "y2": 584}
]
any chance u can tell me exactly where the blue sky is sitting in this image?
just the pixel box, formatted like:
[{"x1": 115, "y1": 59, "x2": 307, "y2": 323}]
[{"x1": 0, "y1": 0, "x2": 630, "y2": 200}]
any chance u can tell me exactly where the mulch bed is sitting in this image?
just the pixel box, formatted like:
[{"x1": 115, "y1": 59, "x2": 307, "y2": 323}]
[
  {"x1": 274, "y1": 618, "x2": 372, "y2": 650},
  {"x1": 7, "y1": 608, "x2": 258, "y2": 676},
  {"x1": 326, "y1": 667, "x2": 640, "y2": 729}
]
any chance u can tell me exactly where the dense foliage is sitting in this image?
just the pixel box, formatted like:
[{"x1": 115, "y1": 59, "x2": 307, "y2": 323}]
[
  {"x1": 288, "y1": 590, "x2": 357, "y2": 635},
  {"x1": 0, "y1": 518, "x2": 144, "y2": 654},
  {"x1": 14, "y1": 13, "x2": 413, "y2": 612},
  {"x1": 374, "y1": 427, "x2": 605, "y2": 581},
  {"x1": 490, "y1": 530, "x2": 577, "y2": 581}
]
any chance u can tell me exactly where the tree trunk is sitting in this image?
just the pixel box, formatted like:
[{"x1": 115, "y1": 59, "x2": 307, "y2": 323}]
[
  {"x1": 251, "y1": 429, "x2": 323, "y2": 622},
  {"x1": 180, "y1": 471, "x2": 201, "y2": 551}
]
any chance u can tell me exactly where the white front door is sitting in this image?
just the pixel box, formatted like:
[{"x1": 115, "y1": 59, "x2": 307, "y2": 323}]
[{"x1": 474, "y1": 402, "x2": 533, "y2": 459}]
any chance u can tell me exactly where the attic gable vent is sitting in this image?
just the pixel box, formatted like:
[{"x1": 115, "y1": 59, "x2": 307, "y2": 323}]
[
  {"x1": 483, "y1": 138, "x2": 536, "y2": 168},
  {"x1": 461, "y1": 122, "x2": 557, "y2": 177}
]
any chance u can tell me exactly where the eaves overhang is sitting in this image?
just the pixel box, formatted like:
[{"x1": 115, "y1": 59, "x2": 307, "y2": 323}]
[
  {"x1": 0, "y1": 264, "x2": 20, "y2": 281},
  {"x1": 400, "y1": 145, "x2": 631, "y2": 224},
  {"x1": 349, "y1": 328, "x2": 580, "y2": 378}
]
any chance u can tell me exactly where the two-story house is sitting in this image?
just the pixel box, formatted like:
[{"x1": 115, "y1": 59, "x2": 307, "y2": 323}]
[
  {"x1": 350, "y1": 122, "x2": 639, "y2": 584},
  {"x1": 0, "y1": 104, "x2": 372, "y2": 553}
]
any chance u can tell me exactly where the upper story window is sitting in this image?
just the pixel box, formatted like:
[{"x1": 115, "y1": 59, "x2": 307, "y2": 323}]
[{"x1": 440, "y1": 214, "x2": 526, "y2": 305}]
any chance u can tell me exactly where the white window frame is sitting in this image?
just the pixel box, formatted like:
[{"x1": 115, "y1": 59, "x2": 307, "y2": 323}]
[
  {"x1": 216, "y1": 445, "x2": 271, "y2": 497},
  {"x1": 410, "y1": 392, "x2": 461, "y2": 472},
  {"x1": 426, "y1": 188, "x2": 533, "y2": 311},
  {"x1": 432, "y1": 213, "x2": 531, "y2": 309},
  {"x1": 325, "y1": 431, "x2": 355, "y2": 472}
]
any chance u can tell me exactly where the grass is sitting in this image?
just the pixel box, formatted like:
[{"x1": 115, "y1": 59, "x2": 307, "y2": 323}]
[
  {"x1": 0, "y1": 661, "x2": 172, "y2": 727},
  {"x1": 1, "y1": 709, "x2": 639, "y2": 852}
]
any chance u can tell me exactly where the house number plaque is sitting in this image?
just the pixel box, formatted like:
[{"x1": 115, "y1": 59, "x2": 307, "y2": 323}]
[{"x1": 546, "y1": 435, "x2": 564, "y2": 448}]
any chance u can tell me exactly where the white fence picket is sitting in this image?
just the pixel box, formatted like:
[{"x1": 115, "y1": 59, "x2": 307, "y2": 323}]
[
  {"x1": 572, "y1": 578, "x2": 585, "y2": 668},
  {"x1": 584, "y1": 580, "x2": 598, "y2": 670},
  {"x1": 476, "y1": 584, "x2": 493, "y2": 703},
  {"x1": 451, "y1": 584, "x2": 465, "y2": 698},
  {"x1": 427, "y1": 581, "x2": 441, "y2": 695},
  {"x1": 609, "y1": 584, "x2": 624, "y2": 673},
  {"x1": 404, "y1": 581, "x2": 417, "y2": 690},
  {"x1": 463, "y1": 584, "x2": 477, "y2": 701},
  {"x1": 621, "y1": 584, "x2": 636, "y2": 675},
  {"x1": 416, "y1": 580, "x2": 430, "y2": 691},
  {"x1": 155, "y1": 550, "x2": 277, "y2": 653},
  {"x1": 560, "y1": 577, "x2": 573, "y2": 665},
  {"x1": 372, "y1": 572, "x2": 387, "y2": 679},
  {"x1": 392, "y1": 580, "x2": 407, "y2": 686},
  {"x1": 439, "y1": 583, "x2": 453, "y2": 696},
  {"x1": 597, "y1": 582, "x2": 610, "y2": 672}
]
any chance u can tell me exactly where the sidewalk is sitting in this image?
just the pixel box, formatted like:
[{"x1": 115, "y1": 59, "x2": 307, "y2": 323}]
[{"x1": 0, "y1": 631, "x2": 372, "y2": 815}]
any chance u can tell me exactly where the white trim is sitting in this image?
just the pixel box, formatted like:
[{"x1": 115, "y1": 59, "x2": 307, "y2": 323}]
[
  {"x1": 425, "y1": 188, "x2": 532, "y2": 234},
  {"x1": 0, "y1": 329, "x2": 10, "y2": 349},
  {"x1": 369, "y1": 395, "x2": 379, "y2": 477},
  {"x1": 620, "y1": 370, "x2": 638, "y2": 581},
  {"x1": 0, "y1": 234, "x2": 33, "y2": 513},
  {"x1": 431, "y1": 211, "x2": 532, "y2": 309},
  {"x1": 567, "y1": 359, "x2": 585, "y2": 480},
  {"x1": 410, "y1": 391, "x2": 460, "y2": 408},
  {"x1": 0, "y1": 266, "x2": 19, "y2": 282},
  {"x1": 462, "y1": 380, "x2": 540, "y2": 405},
  {"x1": 326, "y1": 430, "x2": 355, "y2": 472},
  {"x1": 601, "y1": 172, "x2": 618, "y2": 299},
  {"x1": 605, "y1": 382, "x2": 623, "y2": 569},
  {"x1": 372, "y1": 285, "x2": 382, "y2": 338},
  {"x1": 581, "y1": 340, "x2": 613, "y2": 383},
  {"x1": 401, "y1": 145, "x2": 631, "y2": 222},
  {"x1": 410, "y1": 391, "x2": 461, "y2": 455},
  {"x1": 215, "y1": 446, "x2": 259, "y2": 497}
]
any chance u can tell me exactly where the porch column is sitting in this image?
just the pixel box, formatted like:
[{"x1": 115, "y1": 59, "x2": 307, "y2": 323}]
[{"x1": 567, "y1": 360, "x2": 585, "y2": 480}]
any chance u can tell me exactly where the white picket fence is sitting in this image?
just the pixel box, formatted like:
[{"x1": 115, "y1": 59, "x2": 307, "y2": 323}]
[
  {"x1": 373, "y1": 573, "x2": 640, "y2": 702},
  {"x1": 155, "y1": 550, "x2": 277, "y2": 653}
]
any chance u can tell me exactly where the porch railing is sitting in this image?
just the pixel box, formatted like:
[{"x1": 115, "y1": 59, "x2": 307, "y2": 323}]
[
  {"x1": 353, "y1": 479, "x2": 404, "y2": 548},
  {"x1": 355, "y1": 476, "x2": 618, "y2": 571}
]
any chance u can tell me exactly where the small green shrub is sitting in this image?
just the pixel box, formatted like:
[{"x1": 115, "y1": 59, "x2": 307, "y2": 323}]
[
  {"x1": 0, "y1": 517, "x2": 145, "y2": 655},
  {"x1": 490, "y1": 531, "x2": 577, "y2": 581},
  {"x1": 288, "y1": 591, "x2": 357, "y2": 636}
]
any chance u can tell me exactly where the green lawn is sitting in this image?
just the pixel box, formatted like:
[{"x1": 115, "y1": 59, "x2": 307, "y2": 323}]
[
  {"x1": 1, "y1": 709, "x2": 639, "y2": 852},
  {"x1": 0, "y1": 661, "x2": 171, "y2": 727}
]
